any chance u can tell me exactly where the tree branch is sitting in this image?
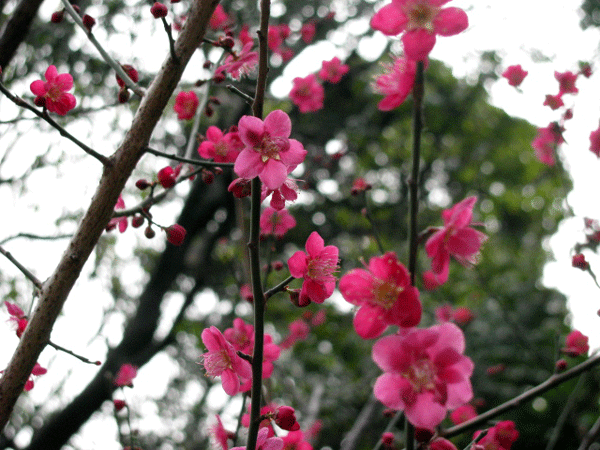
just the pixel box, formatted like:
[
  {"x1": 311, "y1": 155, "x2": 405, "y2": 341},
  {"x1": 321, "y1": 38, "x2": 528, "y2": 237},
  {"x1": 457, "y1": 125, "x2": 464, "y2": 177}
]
[{"x1": 0, "y1": 245, "x2": 43, "y2": 290}]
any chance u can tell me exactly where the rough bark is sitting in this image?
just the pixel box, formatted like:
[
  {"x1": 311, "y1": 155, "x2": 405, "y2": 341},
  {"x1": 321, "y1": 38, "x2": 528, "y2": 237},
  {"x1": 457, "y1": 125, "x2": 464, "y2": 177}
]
[
  {"x1": 0, "y1": 0, "x2": 45, "y2": 70},
  {"x1": 0, "y1": 0, "x2": 220, "y2": 429}
]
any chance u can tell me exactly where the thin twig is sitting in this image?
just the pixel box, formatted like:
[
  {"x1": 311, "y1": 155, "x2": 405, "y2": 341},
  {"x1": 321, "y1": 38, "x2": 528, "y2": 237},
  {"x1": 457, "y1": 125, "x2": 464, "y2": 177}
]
[
  {"x1": 0, "y1": 82, "x2": 112, "y2": 166},
  {"x1": 226, "y1": 84, "x2": 255, "y2": 105},
  {"x1": 48, "y1": 340, "x2": 100, "y2": 365},
  {"x1": 146, "y1": 146, "x2": 234, "y2": 167},
  {"x1": 0, "y1": 233, "x2": 72, "y2": 246},
  {"x1": 578, "y1": 413, "x2": 600, "y2": 450},
  {"x1": 442, "y1": 353, "x2": 600, "y2": 438},
  {"x1": 160, "y1": 17, "x2": 180, "y2": 65},
  {"x1": 545, "y1": 374, "x2": 586, "y2": 450},
  {"x1": 60, "y1": 0, "x2": 146, "y2": 97},
  {"x1": 0, "y1": 245, "x2": 43, "y2": 290},
  {"x1": 264, "y1": 275, "x2": 295, "y2": 300}
]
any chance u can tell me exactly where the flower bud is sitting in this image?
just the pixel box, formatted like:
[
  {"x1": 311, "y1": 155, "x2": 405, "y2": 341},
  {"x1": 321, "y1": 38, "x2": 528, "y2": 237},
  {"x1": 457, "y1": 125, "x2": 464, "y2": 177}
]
[
  {"x1": 82, "y1": 14, "x2": 96, "y2": 32},
  {"x1": 113, "y1": 399, "x2": 127, "y2": 411},
  {"x1": 132, "y1": 215, "x2": 145, "y2": 228},
  {"x1": 201, "y1": 168, "x2": 215, "y2": 184},
  {"x1": 51, "y1": 10, "x2": 64, "y2": 23},
  {"x1": 572, "y1": 253, "x2": 589, "y2": 270},
  {"x1": 275, "y1": 406, "x2": 300, "y2": 431},
  {"x1": 157, "y1": 166, "x2": 177, "y2": 188},
  {"x1": 164, "y1": 224, "x2": 186, "y2": 246},
  {"x1": 381, "y1": 432, "x2": 395, "y2": 448},
  {"x1": 150, "y1": 2, "x2": 168, "y2": 18},
  {"x1": 118, "y1": 86, "x2": 130, "y2": 103},
  {"x1": 145, "y1": 226, "x2": 156, "y2": 239},
  {"x1": 228, "y1": 178, "x2": 252, "y2": 198},
  {"x1": 135, "y1": 179, "x2": 151, "y2": 190},
  {"x1": 555, "y1": 359, "x2": 568, "y2": 373}
]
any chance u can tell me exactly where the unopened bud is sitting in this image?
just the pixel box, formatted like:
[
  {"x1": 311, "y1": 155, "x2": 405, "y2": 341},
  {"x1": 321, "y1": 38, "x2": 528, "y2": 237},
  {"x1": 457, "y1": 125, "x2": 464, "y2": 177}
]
[
  {"x1": 118, "y1": 86, "x2": 130, "y2": 103},
  {"x1": 201, "y1": 168, "x2": 215, "y2": 184},
  {"x1": 555, "y1": 359, "x2": 568, "y2": 372},
  {"x1": 145, "y1": 226, "x2": 156, "y2": 239},
  {"x1": 132, "y1": 215, "x2": 144, "y2": 228},
  {"x1": 135, "y1": 179, "x2": 151, "y2": 190},
  {"x1": 82, "y1": 14, "x2": 96, "y2": 32},
  {"x1": 150, "y1": 2, "x2": 168, "y2": 18},
  {"x1": 51, "y1": 10, "x2": 64, "y2": 23}
]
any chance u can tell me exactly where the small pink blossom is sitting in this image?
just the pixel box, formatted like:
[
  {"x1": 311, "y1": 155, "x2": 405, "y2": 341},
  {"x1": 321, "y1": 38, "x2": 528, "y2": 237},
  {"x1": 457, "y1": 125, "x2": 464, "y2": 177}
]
[
  {"x1": 107, "y1": 194, "x2": 128, "y2": 233},
  {"x1": 474, "y1": 421, "x2": 519, "y2": 450},
  {"x1": 5, "y1": 301, "x2": 28, "y2": 338},
  {"x1": 260, "y1": 207, "x2": 297, "y2": 238},
  {"x1": 318, "y1": 57, "x2": 349, "y2": 84},
  {"x1": 531, "y1": 123, "x2": 564, "y2": 166},
  {"x1": 372, "y1": 323, "x2": 474, "y2": 430},
  {"x1": 280, "y1": 319, "x2": 310, "y2": 349},
  {"x1": 209, "y1": 4, "x2": 231, "y2": 30},
  {"x1": 281, "y1": 430, "x2": 313, "y2": 450},
  {"x1": 174, "y1": 91, "x2": 199, "y2": 120},
  {"x1": 216, "y1": 42, "x2": 259, "y2": 80},
  {"x1": 30, "y1": 65, "x2": 77, "y2": 115},
  {"x1": 211, "y1": 415, "x2": 230, "y2": 450},
  {"x1": 425, "y1": 196, "x2": 487, "y2": 285},
  {"x1": 268, "y1": 24, "x2": 291, "y2": 51},
  {"x1": 201, "y1": 326, "x2": 252, "y2": 396},
  {"x1": 25, "y1": 363, "x2": 47, "y2": 391},
  {"x1": 429, "y1": 438, "x2": 458, "y2": 450},
  {"x1": 339, "y1": 252, "x2": 422, "y2": 339},
  {"x1": 275, "y1": 406, "x2": 300, "y2": 431},
  {"x1": 289, "y1": 74, "x2": 325, "y2": 113},
  {"x1": 198, "y1": 126, "x2": 243, "y2": 163},
  {"x1": 589, "y1": 124, "x2": 600, "y2": 157},
  {"x1": 572, "y1": 253, "x2": 589, "y2": 270},
  {"x1": 373, "y1": 56, "x2": 417, "y2": 111},
  {"x1": 231, "y1": 427, "x2": 283, "y2": 450},
  {"x1": 562, "y1": 330, "x2": 589, "y2": 357},
  {"x1": 370, "y1": 0, "x2": 468, "y2": 61},
  {"x1": 502, "y1": 65, "x2": 527, "y2": 87},
  {"x1": 224, "y1": 318, "x2": 254, "y2": 354},
  {"x1": 262, "y1": 178, "x2": 299, "y2": 210},
  {"x1": 288, "y1": 232, "x2": 339, "y2": 305},
  {"x1": 114, "y1": 363, "x2": 138, "y2": 387},
  {"x1": 234, "y1": 110, "x2": 307, "y2": 190},
  {"x1": 555, "y1": 70, "x2": 578, "y2": 95},
  {"x1": 543, "y1": 94, "x2": 564, "y2": 110},
  {"x1": 452, "y1": 307, "x2": 474, "y2": 325},
  {"x1": 301, "y1": 22, "x2": 316, "y2": 43},
  {"x1": 449, "y1": 404, "x2": 476, "y2": 425}
]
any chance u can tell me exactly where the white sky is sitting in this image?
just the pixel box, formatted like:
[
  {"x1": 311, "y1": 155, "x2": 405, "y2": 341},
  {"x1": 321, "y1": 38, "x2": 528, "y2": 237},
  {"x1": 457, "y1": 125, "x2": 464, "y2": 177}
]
[{"x1": 1, "y1": 0, "x2": 600, "y2": 448}]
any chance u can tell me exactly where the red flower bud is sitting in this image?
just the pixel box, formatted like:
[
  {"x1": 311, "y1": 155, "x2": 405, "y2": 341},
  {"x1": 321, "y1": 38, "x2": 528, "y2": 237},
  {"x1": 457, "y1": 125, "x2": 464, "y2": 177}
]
[
  {"x1": 164, "y1": 224, "x2": 186, "y2": 246},
  {"x1": 135, "y1": 179, "x2": 151, "y2": 190},
  {"x1": 34, "y1": 96, "x2": 46, "y2": 108},
  {"x1": 228, "y1": 178, "x2": 252, "y2": 198},
  {"x1": 555, "y1": 359, "x2": 568, "y2": 372},
  {"x1": 132, "y1": 215, "x2": 145, "y2": 228},
  {"x1": 572, "y1": 253, "x2": 589, "y2": 270},
  {"x1": 82, "y1": 14, "x2": 96, "y2": 32},
  {"x1": 201, "y1": 168, "x2": 215, "y2": 184},
  {"x1": 118, "y1": 86, "x2": 130, "y2": 103},
  {"x1": 275, "y1": 406, "x2": 300, "y2": 431},
  {"x1": 150, "y1": 2, "x2": 168, "y2": 18},
  {"x1": 116, "y1": 64, "x2": 139, "y2": 88},
  {"x1": 381, "y1": 432, "x2": 395, "y2": 448},
  {"x1": 157, "y1": 166, "x2": 177, "y2": 188},
  {"x1": 51, "y1": 10, "x2": 64, "y2": 23},
  {"x1": 113, "y1": 399, "x2": 127, "y2": 411},
  {"x1": 145, "y1": 226, "x2": 156, "y2": 239}
]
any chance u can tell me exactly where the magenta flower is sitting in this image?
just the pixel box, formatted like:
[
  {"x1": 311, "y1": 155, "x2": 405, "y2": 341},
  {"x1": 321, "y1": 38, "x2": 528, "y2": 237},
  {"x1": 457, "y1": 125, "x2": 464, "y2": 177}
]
[
  {"x1": 555, "y1": 70, "x2": 578, "y2": 95},
  {"x1": 25, "y1": 363, "x2": 47, "y2": 391},
  {"x1": 531, "y1": 123, "x2": 564, "y2": 166},
  {"x1": 210, "y1": 415, "x2": 230, "y2": 450},
  {"x1": 289, "y1": 74, "x2": 325, "y2": 113},
  {"x1": 502, "y1": 65, "x2": 528, "y2": 87},
  {"x1": 114, "y1": 363, "x2": 138, "y2": 387},
  {"x1": 474, "y1": 421, "x2": 519, "y2": 450},
  {"x1": 318, "y1": 57, "x2": 349, "y2": 84},
  {"x1": 224, "y1": 317, "x2": 254, "y2": 354},
  {"x1": 198, "y1": 126, "x2": 243, "y2": 163},
  {"x1": 373, "y1": 56, "x2": 417, "y2": 111},
  {"x1": 288, "y1": 231, "x2": 339, "y2": 305},
  {"x1": 231, "y1": 427, "x2": 283, "y2": 450},
  {"x1": 543, "y1": 94, "x2": 564, "y2": 110},
  {"x1": 281, "y1": 430, "x2": 313, "y2": 450},
  {"x1": 174, "y1": 91, "x2": 199, "y2": 120},
  {"x1": 234, "y1": 110, "x2": 307, "y2": 190},
  {"x1": 215, "y1": 42, "x2": 259, "y2": 80},
  {"x1": 370, "y1": 0, "x2": 468, "y2": 61},
  {"x1": 449, "y1": 404, "x2": 476, "y2": 425},
  {"x1": 425, "y1": 196, "x2": 487, "y2": 285},
  {"x1": 107, "y1": 194, "x2": 128, "y2": 233},
  {"x1": 209, "y1": 4, "x2": 231, "y2": 30},
  {"x1": 562, "y1": 330, "x2": 589, "y2": 357},
  {"x1": 260, "y1": 207, "x2": 297, "y2": 238},
  {"x1": 590, "y1": 124, "x2": 600, "y2": 157},
  {"x1": 5, "y1": 301, "x2": 28, "y2": 338},
  {"x1": 339, "y1": 252, "x2": 422, "y2": 339},
  {"x1": 30, "y1": 65, "x2": 76, "y2": 115},
  {"x1": 372, "y1": 323, "x2": 474, "y2": 430},
  {"x1": 201, "y1": 326, "x2": 252, "y2": 396},
  {"x1": 262, "y1": 178, "x2": 299, "y2": 210},
  {"x1": 301, "y1": 22, "x2": 316, "y2": 43}
]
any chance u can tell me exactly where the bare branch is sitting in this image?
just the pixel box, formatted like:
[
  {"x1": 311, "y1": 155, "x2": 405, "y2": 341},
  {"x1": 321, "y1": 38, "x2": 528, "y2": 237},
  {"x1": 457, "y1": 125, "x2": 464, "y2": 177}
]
[{"x1": 0, "y1": 244, "x2": 44, "y2": 290}]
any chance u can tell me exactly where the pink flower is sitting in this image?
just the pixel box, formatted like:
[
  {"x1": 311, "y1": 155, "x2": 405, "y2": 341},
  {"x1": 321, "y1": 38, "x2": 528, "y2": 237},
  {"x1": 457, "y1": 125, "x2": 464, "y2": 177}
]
[
  {"x1": 572, "y1": 253, "x2": 589, "y2": 270},
  {"x1": 24, "y1": 363, "x2": 47, "y2": 391},
  {"x1": 281, "y1": 430, "x2": 313, "y2": 450},
  {"x1": 275, "y1": 406, "x2": 300, "y2": 431},
  {"x1": 372, "y1": 323, "x2": 474, "y2": 430},
  {"x1": 449, "y1": 404, "x2": 476, "y2": 425},
  {"x1": 562, "y1": 330, "x2": 589, "y2": 357},
  {"x1": 452, "y1": 307, "x2": 474, "y2": 325},
  {"x1": 260, "y1": 207, "x2": 297, "y2": 238},
  {"x1": 370, "y1": 0, "x2": 468, "y2": 61},
  {"x1": 339, "y1": 252, "x2": 422, "y2": 339},
  {"x1": 373, "y1": 56, "x2": 417, "y2": 111},
  {"x1": 201, "y1": 326, "x2": 252, "y2": 396},
  {"x1": 555, "y1": 70, "x2": 578, "y2": 95},
  {"x1": 174, "y1": 91, "x2": 199, "y2": 120},
  {"x1": 30, "y1": 65, "x2": 77, "y2": 115},
  {"x1": 107, "y1": 194, "x2": 128, "y2": 233},
  {"x1": 216, "y1": 42, "x2": 259, "y2": 80},
  {"x1": 434, "y1": 304, "x2": 453, "y2": 323},
  {"x1": 543, "y1": 94, "x2": 564, "y2": 110},
  {"x1": 590, "y1": 124, "x2": 600, "y2": 157},
  {"x1": 502, "y1": 65, "x2": 528, "y2": 87},
  {"x1": 262, "y1": 178, "x2": 299, "y2": 210},
  {"x1": 301, "y1": 22, "x2": 316, "y2": 43},
  {"x1": 280, "y1": 319, "x2": 310, "y2": 349},
  {"x1": 268, "y1": 24, "x2": 291, "y2": 51},
  {"x1": 429, "y1": 438, "x2": 458, "y2": 450},
  {"x1": 164, "y1": 224, "x2": 186, "y2": 246},
  {"x1": 318, "y1": 57, "x2": 349, "y2": 84},
  {"x1": 474, "y1": 421, "x2": 519, "y2": 450},
  {"x1": 5, "y1": 301, "x2": 28, "y2": 338},
  {"x1": 288, "y1": 232, "x2": 339, "y2": 305},
  {"x1": 234, "y1": 110, "x2": 307, "y2": 190},
  {"x1": 231, "y1": 427, "x2": 283, "y2": 450},
  {"x1": 425, "y1": 196, "x2": 487, "y2": 285},
  {"x1": 531, "y1": 123, "x2": 564, "y2": 166},
  {"x1": 198, "y1": 126, "x2": 243, "y2": 163},
  {"x1": 209, "y1": 4, "x2": 231, "y2": 30},
  {"x1": 224, "y1": 318, "x2": 254, "y2": 354},
  {"x1": 210, "y1": 415, "x2": 230, "y2": 450},
  {"x1": 289, "y1": 74, "x2": 325, "y2": 113},
  {"x1": 114, "y1": 363, "x2": 138, "y2": 387}
]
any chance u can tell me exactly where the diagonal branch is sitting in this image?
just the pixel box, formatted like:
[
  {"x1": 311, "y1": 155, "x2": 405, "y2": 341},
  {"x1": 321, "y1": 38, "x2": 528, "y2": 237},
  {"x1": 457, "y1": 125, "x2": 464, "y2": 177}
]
[
  {"x1": 0, "y1": 245, "x2": 44, "y2": 290},
  {"x1": 0, "y1": 0, "x2": 220, "y2": 429}
]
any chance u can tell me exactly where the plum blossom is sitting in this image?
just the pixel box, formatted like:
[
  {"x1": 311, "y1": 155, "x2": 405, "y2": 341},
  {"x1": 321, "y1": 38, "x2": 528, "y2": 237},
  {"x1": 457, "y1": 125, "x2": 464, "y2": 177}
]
[
  {"x1": 201, "y1": 326, "x2": 252, "y2": 395},
  {"x1": 372, "y1": 323, "x2": 474, "y2": 430},
  {"x1": 281, "y1": 430, "x2": 313, "y2": 450},
  {"x1": 370, "y1": 0, "x2": 468, "y2": 61},
  {"x1": 572, "y1": 253, "x2": 589, "y2": 270},
  {"x1": 174, "y1": 91, "x2": 199, "y2": 120},
  {"x1": 262, "y1": 178, "x2": 299, "y2": 210},
  {"x1": 424, "y1": 196, "x2": 487, "y2": 285},
  {"x1": 231, "y1": 427, "x2": 283, "y2": 450},
  {"x1": 449, "y1": 404, "x2": 476, "y2": 425},
  {"x1": 25, "y1": 363, "x2": 47, "y2": 391},
  {"x1": 543, "y1": 94, "x2": 564, "y2": 110},
  {"x1": 555, "y1": 70, "x2": 578, "y2": 95},
  {"x1": 531, "y1": 123, "x2": 564, "y2": 166},
  {"x1": 318, "y1": 57, "x2": 349, "y2": 84},
  {"x1": 30, "y1": 65, "x2": 76, "y2": 115},
  {"x1": 301, "y1": 22, "x2": 316, "y2": 43},
  {"x1": 107, "y1": 194, "x2": 128, "y2": 233},
  {"x1": 373, "y1": 56, "x2": 417, "y2": 111},
  {"x1": 215, "y1": 42, "x2": 259, "y2": 80},
  {"x1": 5, "y1": 301, "x2": 28, "y2": 338},
  {"x1": 589, "y1": 124, "x2": 600, "y2": 157},
  {"x1": 339, "y1": 252, "x2": 422, "y2": 339},
  {"x1": 289, "y1": 74, "x2": 325, "y2": 113},
  {"x1": 502, "y1": 65, "x2": 527, "y2": 87},
  {"x1": 280, "y1": 319, "x2": 310, "y2": 349},
  {"x1": 198, "y1": 126, "x2": 243, "y2": 163},
  {"x1": 209, "y1": 4, "x2": 231, "y2": 30},
  {"x1": 234, "y1": 110, "x2": 307, "y2": 190},
  {"x1": 288, "y1": 231, "x2": 339, "y2": 305},
  {"x1": 114, "y1": 363, "x2": 137, "y2": 387},
  {"x1": 210, "y1": 415, "x2": 230, "y2": 450},
  {"x1": 562, "y1": 330, "x2": 589, "y2": 357},
  {"x1": 474, "y1": 421, "x2": 519, "y2": 450},
  {"x1": 260, "y1": 207, "x2": 297, "y2": 238}
]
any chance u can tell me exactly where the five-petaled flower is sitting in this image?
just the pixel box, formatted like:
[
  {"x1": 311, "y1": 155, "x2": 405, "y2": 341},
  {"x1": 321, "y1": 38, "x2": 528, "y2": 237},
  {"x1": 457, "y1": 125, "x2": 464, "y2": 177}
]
[
  {"x1": 372, "y1": 322, "x2": 474, "y2": 430},
  {"x1": 289, "y1": 74, "x2": 325, "y2": 113},
  {"x1": 260, "y1": 207, "x2": 297, "y2": 238},
  {"x1": 370, "y1": 0, "x2": 469, "y2": 61},
  {"x1": 215, "y1": 42, "x2": 259, "y2": 80},
  {"x1": 339, "y1": 252, "x2": 422, "y2": 339},
  {"x1": 373, "y1": 56, "x2": 417, "y2": 110},
  {"x1": 474, "y1": 420, "x2": 519, "y2": 450},
  {"x1": 201, "y1": 326, "x2": 252, "y2": 396},
  {"x1": 234, "y1": 110, "x2": 306, "y2": 190},
  {"x1": 5, "y1": 301, "x2": 28, "y2": 338},
  {"x1": 288, "y1": 231, "x2": 339, "y2": 305},
  {"x1": 318, "y1": 57, "x2": 350, "y2": 84},
  {"x1": 30, "y1": 65, "x2": 77, "y2": 115},
  {"x1": 198, "y1": 126, "x2": 243, "y2": 163},
  {"x1": 424, "y1": 196, "x2": 487, "y2": 286},
  {"x1": 562, "y1": 330, "x2": 589, "y2": 357},
  {"x1": 114, "y1": 363, "x2": 138, "y2": 387},
  {"x1": 230, "y1": 426, "x2": 283, "y2": 450},
  {"x1": 174, "y1": 91, "x2": 199, "y2": 120},
  {"x1": 502, "y1": 65, "x2": 528, "y2": 87}
]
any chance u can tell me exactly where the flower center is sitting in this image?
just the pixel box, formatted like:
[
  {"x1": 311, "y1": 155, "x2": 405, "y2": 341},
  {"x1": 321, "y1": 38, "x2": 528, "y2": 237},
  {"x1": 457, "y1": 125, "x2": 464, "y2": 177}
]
[
  {"x1": 46, "y1": 84, "x2": 63, "y2": 102},
  {"x1": 215, "y1": 141, "x2": 229, "y2": 157},
  {"x1": 307, "y1": 256, "x2": 338, "y2": 282},
  {"x1": 203, "y1": 349, "x2": 233, "y2": 377},
  {"x1": 405, "y1": 2, "x2": 439, "y2": 32},
  {"x1": 372, "y1": 278, "x2": 403, "y2": 309},
  {"x1": 405, "y1": 358, "x2": 435, "y2": 393},
  {"x1": 258, "y1": 135, "x2": 289, "y2": 163}
]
